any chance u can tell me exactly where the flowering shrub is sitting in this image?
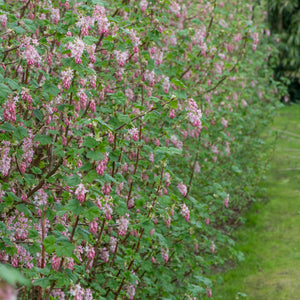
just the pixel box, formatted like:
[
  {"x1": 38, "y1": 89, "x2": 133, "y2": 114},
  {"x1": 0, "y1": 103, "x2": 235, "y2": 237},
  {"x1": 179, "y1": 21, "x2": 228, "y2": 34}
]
[{"x1": 0, "y1": 0, "x2": 285, "y2": 299}]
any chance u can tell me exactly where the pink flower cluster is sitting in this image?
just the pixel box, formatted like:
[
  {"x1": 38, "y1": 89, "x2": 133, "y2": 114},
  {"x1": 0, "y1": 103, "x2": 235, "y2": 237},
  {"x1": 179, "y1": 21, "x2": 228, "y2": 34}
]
[
  {"x1": 170, "y1": 2, "x2": 181, "y2": 17},
  {"x1": 75, "y1": 184, "x2": 88, "y2": 203},
  {"x1": 93, "y1": 5, "x2": 110, "y2": 34},
  {"x1": 2, "y1": 96, "x2": 16, "y2": 123},
  {"x1": 177, "y1": 182, "x2": 187, "y2": 197},
  {"x1": 180, "y1": 204, "x2": 190, "y2": 222},
  {"x1": 128, "y1": 127, "x2": 139, "y2": 141},
  {"x1": 114, "y1": 50, "x2": 129, "y2": 67},
  {"x1": 21, "y1": 38, "x2": 41, "y2": 66},
  {"x1": 61, "y1": 67, "x2": 74, "y2": 89},
  {"x1": 69, "y1": 38, "x2": 85, "y2": 64},
  {"x1": 118, "y1": 214, "x2": 129, "y2": 236},
  {"x1": 186, "y1": 98, "x2": 202, "y2": 128},
  {"x1": 161, "y1": 248, "x2": 169, "y2": 263},
  {"x1": 0, "y1": 141, "x2": 11, "y2": 176},
  {"x1": 140, "y1": 0, "x2": 148, "y2": 13}
]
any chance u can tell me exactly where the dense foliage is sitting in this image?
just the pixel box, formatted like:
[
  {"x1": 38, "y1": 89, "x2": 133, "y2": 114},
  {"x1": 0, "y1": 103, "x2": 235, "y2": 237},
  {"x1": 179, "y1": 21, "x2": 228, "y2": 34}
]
[
  {"x1": 268, "y1": 0, "x2": 300, "y2": 100},
  {"x1": 0, "y1": 0, "x2": 285, "y2": 299}
]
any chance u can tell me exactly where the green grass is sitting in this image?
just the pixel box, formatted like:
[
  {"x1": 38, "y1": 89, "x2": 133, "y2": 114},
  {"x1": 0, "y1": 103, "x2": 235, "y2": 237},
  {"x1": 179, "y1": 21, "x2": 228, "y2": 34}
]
[{"x1": 212, "y1": 104, "x2": 300, "y2": 300}]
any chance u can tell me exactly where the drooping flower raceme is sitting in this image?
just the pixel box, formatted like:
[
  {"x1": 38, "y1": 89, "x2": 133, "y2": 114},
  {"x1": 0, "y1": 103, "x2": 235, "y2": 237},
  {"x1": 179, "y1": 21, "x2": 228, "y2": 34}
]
[
  {"x1": 177, "y1": 182, "x2": 187, "y2": 197},
  {"x1": 75, "y1": 184, "x2": 88, "y2": 203},
  {"x1": 69, "y1": 38, "x2": 85, "y2": 64}
]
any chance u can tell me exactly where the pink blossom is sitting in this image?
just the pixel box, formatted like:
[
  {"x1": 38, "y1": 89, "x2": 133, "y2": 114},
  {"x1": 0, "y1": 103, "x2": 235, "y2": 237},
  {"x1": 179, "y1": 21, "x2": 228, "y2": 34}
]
[
  {"x1": 140, "y1": 0, "x2": 148, "y2": 13},
  {"x1": 61, "y1": 68, "x2": 73, "y2": 90},
  {"x1": 125, "y1": 88, "x2": 134, "y2": 101},
  {"x1": 224, "y1": 194, "x2": 229, "y2": 207},
  {"x1": 210, "y1": 241, "x2": 215, "y2": 253},
  {"x1": 100, "y1": 247, "x2": 109, "y2": 262},
  {"x1": 89, "y1": 219, "x2": 98, "y2": 234},
  {"x1": 170, "y1": 2, "x2": 181, "y2": 17},
  {"x1": 96, "y1": 153, "x2": 108, "y2": 175},
  {"x1": 114, "y1": 50, "x2": 129, "y2": 67},
  {"x1": 22, "y1": 42, "x2": 41, "y2": 66},
  {"x1": 162, "y1": 76, "x2": 170, "y2": 93},
  {"x1": 75, "y1": 184, "x2": 88, "y2": 203},
  {"x1": 109, "y1": 237, "x2": 117, "y2": 253},
  {"x1": 169, "y1": 109, "x2": 175, "y2": 119},
  {"x1": 127, "y1": 284, "x2": 136, "y2": 300},
  {"x1": 180, "y1": 204, "x2": 190, "y2": 222},
  {"x1": 161, "y1": 248, "x2": 169, "y2": 263},
  {"x1": 108, "y1": 132, "x2": 114, "y2": 144},
  {"x1": 0, "y1": 14, "x2": 7, "y2": 27},
  {"x1": 177, "y1": 182, "x2": 187, "y2": 197},
  {"x1": 128, "y1": 127, "x2": 139, "y2": 141},
  {"x1": 206, "y1": 287, "x2": 212, "y2": 298},
  {"x1": 0, "y1": 141, "x2": 11, "y2": 176},
  {"x1": 118, "y1": 214, "x2": 129, "y2": 236},
  {"x1": 93, "y1": 5, "x2": 110, "y2": 34},
  {"x1": 51, "y1": 8, "x2": 60, "y2": 24},
  {"x1": 69, "y1": 38, "x2": 85, "y2": 64},
  {"x1": 164, "y1": 215, "x2": 171, "y2": 228},
  {"x1": 86, "y1": 245, "x2": 95, "y2": 260},
  {"x1": 186, "y1": 98, "x2": 202, "y2": 128},
  {"x1": 221, "y1": 117, "x2": 228, "y2": 128},
  {"x1": 52, "y1": 255, "x2": 60, "y2": 271},
  {"x1": 2, "y1": 96, "x2": 16, "y2": 123},
  {"x1": 70, "y1": 284, "x2": 84, "y2": 300},
  {"x1": 149, "y1": 229, "x2": 155, "y2": 237}
]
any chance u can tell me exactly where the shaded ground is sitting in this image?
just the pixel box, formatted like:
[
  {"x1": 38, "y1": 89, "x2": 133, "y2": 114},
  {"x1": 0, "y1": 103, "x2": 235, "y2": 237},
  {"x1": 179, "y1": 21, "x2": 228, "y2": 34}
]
[{"x1": 212, "y1": 104, "x2": 300, "y2": 299}]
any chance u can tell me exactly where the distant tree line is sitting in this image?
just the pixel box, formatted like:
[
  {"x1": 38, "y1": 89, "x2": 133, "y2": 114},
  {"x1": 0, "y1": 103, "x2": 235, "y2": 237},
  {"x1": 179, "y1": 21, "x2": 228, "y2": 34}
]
[{"x1": 268, "y1": 0, "x2": 300, "y2": 101}]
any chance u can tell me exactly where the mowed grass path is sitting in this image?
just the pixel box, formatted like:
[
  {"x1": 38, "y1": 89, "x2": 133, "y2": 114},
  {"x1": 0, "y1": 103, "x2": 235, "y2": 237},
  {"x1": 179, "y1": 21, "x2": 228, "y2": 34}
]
[{"x1": 213, "y1": 104, "x2": 300, "y2": 299}]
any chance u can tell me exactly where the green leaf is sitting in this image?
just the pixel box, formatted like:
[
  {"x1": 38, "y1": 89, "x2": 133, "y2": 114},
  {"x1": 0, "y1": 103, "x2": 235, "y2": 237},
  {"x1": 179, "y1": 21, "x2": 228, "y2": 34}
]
[
  {"x1": 5, "y1": 78, "x2": 20, "y2": 91},
  {"x1": 83, "y1": 206, "x2": 101, "y2": 221},
  {"x1": 31, "y1": 167, "x2": 42, "y2": 174},
  {"x1": 83, "y1": 170, "x2": 98, "y2": 183},
  {"x1": 16, "y1": 204, "x2": 32, "y2": 217},
  {"x1": 43, "y1": 235, "x2": 56, "y2": 254},
  {"x1": 33, "y1": 109, "x2": 43, "y2": 121},
  {"x1": 83, "y1": 136, "x2": 99, "y2": 148},
  {"x1": 65, "y1": 199, "x2": 84, "y2": 216},
  {"x1": 83, "y1": 36, "x2": 98, "y2": 45},
  {"x1": 42, "y1": 83, "x2": 61, "y2": 97},
  {"x1": 96, "y1": 117, "x2": 113, "y2": 130},
  {"x1": 49, "y1": 272, "x2": 71, "y2": 288},
  {"x1": 0, "y1": 123, "x2": 16, "y2": 132},
  {"x1": 0, "y1": 263, "x2": 30, "y2": 286},
  {"x1": 34, "y1": 134, "x2": 52, "y2": 145},
  {"x1": 56, "y1": 240, "x2": 75, "y2": 257},
  {"x1": 28, "y1": 229, "x2": 39, "y2": 239},
  {"x1": 86, "y1": 151, "x2": 105, "y2": 161},
  {"x1": 0, "y1": 83, "x2": 12, "y2": 98},
  {"x1": 65, "y1": 175, "x2": 81, "y2": 187},
  {"x1": 23, "y1": 19, "x2": 38, "y2": 33},
  {"x1": 33, "y1": 278, "x2": 50, "y2": 288},
  {"x1": 13, "y1": 126, "x2": 28, "y2": 140},
  {"x1": 10, "y1": 23, "x2": 26, "y2": 34}
]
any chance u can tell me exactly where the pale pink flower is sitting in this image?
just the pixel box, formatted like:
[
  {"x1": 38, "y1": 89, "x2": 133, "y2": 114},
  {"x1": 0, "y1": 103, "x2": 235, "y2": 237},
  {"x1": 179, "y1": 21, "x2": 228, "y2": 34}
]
[
  {"x1": 177, "y1": 182, "x2": 187, "y2": 196},
  {"x1": 161, "y1": 248, "x2": 169, "y2": 263},
  {"x1": 75, "y1": 184, "x2": 88, "y2": 203},
  {"x1": 181, "y1": 204, "x2": 190, "y2": 222},
  {"x1": 128, "y1": 127, "x2": 139, "y2": 141},
  {"x1": 170, "y1": 2, "x2": 181, "y2": 17},
  {"x1": 118, "y1": 214, "x2": 129, "y2": 236},
  {"x1": 140, "y1": 0, "x2": 148, "y2": 13},
  {"x1": 69, "y1": 38, "x2": 85, "y2": 64},
  {"x1": 224, "y1": 194, "x2": 229, "y2": 207}
]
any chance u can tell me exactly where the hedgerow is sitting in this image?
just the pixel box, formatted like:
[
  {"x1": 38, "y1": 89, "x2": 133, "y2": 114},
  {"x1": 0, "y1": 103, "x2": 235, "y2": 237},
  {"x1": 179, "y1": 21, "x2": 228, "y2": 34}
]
[{"x1": 0, "y1": 0, "x2": 285, "y2": 299}]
